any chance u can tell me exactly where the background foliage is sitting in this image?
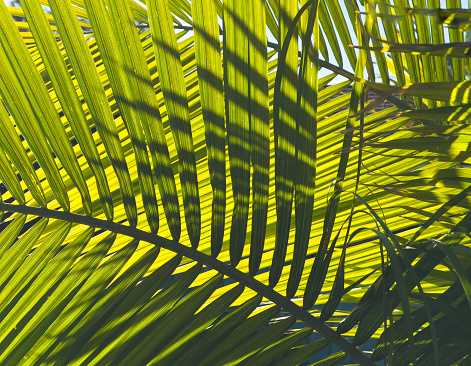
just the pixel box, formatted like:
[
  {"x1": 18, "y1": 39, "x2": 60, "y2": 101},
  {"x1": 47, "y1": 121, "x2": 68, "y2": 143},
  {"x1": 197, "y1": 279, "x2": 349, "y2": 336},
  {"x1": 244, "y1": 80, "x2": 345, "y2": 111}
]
[{"x1": 0, "y1": 0, "x2": 471, "y2": 365}]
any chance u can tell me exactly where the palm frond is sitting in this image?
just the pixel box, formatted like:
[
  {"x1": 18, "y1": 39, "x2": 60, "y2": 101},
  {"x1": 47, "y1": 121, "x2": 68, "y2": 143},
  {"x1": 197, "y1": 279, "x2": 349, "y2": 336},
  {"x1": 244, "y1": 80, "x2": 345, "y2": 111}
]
[{"x1": 0, "y1": 0, "x2": 471, "y2": 365}]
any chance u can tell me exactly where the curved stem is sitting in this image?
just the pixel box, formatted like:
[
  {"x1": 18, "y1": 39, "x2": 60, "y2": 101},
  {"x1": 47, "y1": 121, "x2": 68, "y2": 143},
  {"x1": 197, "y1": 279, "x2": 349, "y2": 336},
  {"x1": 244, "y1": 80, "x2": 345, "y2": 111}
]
[{"x1": 0, "y1": 202, "x2": 377, "y2": 366}]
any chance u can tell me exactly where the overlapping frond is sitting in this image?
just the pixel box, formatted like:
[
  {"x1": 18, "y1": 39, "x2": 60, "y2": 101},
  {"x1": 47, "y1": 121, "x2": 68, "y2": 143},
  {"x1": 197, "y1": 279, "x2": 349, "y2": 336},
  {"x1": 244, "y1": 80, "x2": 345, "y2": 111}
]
[{"x1": 0, "y1": 0, "x2": 471, "y2": 364}]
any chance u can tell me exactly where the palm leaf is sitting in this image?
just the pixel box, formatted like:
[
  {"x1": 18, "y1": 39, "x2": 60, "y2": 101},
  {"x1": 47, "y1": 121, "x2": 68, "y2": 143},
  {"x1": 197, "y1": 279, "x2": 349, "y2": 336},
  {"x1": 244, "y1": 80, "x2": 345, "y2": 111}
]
[{"x1": 0, "y1": 0, "x2": 471, "y2": 365}]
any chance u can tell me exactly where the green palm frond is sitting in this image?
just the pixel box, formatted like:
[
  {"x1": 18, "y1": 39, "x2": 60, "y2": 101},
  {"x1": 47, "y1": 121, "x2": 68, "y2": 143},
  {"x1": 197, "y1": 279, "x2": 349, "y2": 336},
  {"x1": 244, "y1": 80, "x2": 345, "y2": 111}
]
[{"x1": 0, "y1": 0, "x2": 471, "y2": 365}]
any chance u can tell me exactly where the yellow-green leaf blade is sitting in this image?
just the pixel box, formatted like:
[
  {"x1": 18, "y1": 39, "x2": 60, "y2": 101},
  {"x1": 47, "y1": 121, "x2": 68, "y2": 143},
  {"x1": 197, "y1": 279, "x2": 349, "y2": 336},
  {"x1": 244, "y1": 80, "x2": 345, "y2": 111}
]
[
  {"x1": 192, "y1": 0, "x2": 227, "y2": 256},
  {"x1": 148, "y1": 0, "x2": 201, "y2": 246}
]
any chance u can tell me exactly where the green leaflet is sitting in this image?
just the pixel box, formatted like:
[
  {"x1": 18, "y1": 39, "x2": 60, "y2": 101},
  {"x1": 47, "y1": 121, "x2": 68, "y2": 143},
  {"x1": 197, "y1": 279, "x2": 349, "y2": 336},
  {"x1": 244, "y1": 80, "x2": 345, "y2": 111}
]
[
  {"x1": 0, "y1": 147, "x2": 25, "y2": 205},
  {"x1": 304, "y1": 13, "x2": 366, "y2": 309},
  {"x1": 192, "y1": 0, "x2": 226, "y2": 256},
  {"x1": 324, "y1": 0, "x2": 356, "y2": 68},
  {"x1": 318, "y1": 0, "x2": 343, "y2": 67},
  {"x1": 198, "y1": 304, "x2": 281, "y2": 365},
  {"x1": 271, "y1": 338, "x2": 330, "y2": 366},
  {"x1": 270, "y1": 0, "x2": 299, "y2": 287},
  {"x1": 9, "y1": 232, "x2": 117, "y2": 365},
  {"x1": 0, "y1": 222, "x2": 71, "y2": 324},
  {"x1": 48, "y1": 0, "x2": 138, "y2": 225},
  {"x1": 359, "y1": 40, "x2": 471, "y2": 58},
  {"x1": 309, "y1": 352, "x2": 346, "y2": 366},
  {"x1": 108, "y1": 0, "x2": 181, "y2": 237},
  {"x1": 0, "y1": 215, "x2": 27, "y2": 258},
  {"x1": 223, "y1": 0, "x2": 251, "y2": 265},
  {"x1": 0, "y1": 102, "x2": 45, "y2": 207},
  {"x1": 394, "y1": 0, "x2": 423, "y2": 108},
  {"x1": 20, "y1": 234, "x2": 133, "y2": 366},
  {"x1": 378, "y1": 0, "x2": 407, "y2": 86},
  {"x1": 72, "y1": 255, "x2": 182, "y2": 365},
  {"x1": 287, "y1": 0, "x2": 320, "y2": 297},
  {"x1": 432, "y1": 239, "x2": 471, "y2": 310},
  {"x1": 398, "y1": 103, "x2": 471, "y2": 121},
  {"x1": 373, "y1": 277, "x2": 471, "y2": 362},
  {"x1": 172, "y1": 296, "x2": 266, "y2": 365},
  {"x1": 247, "y1": 327, "x2": 313, "y2": 366},
  {"x1": 201, "y1": 316, "x2": 296, "y2": 366},
  {"x1": 0, "y1": 219, "x2": 49, "y2": 314},
  {"x1": 0, "y1": 2, "x2": 91, "y2": 214},
  {"x1": 0, "y1": 226, "x2": 91, "y2": 364},
  {"x1": 0, "y1": 4, "x2": 69, "y2": 212},
  {"x1": 247, "y1": 0, "x2": 270, "y2": 274},
  {"x1": 50, "y1": 244, "x2": 161, "y2": 364},
  {"x1": 120, "y1": 274, "x2": 224, "y2": 365},
  {"x1": 148, "y1": 0, "x2": 201, "y2": 246},
  {"x1": 21, "y1": 0, "x2": 113, "y2": 220},
  {"x1": 83, "y1": 0, "x2": 159, "y2": 233},
  {"x1": 151, "y1": 285, "x2": 245, "y2": 365},
  {"x1": 87, "y1": 263, "x2": 203, "y2": 365}
]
